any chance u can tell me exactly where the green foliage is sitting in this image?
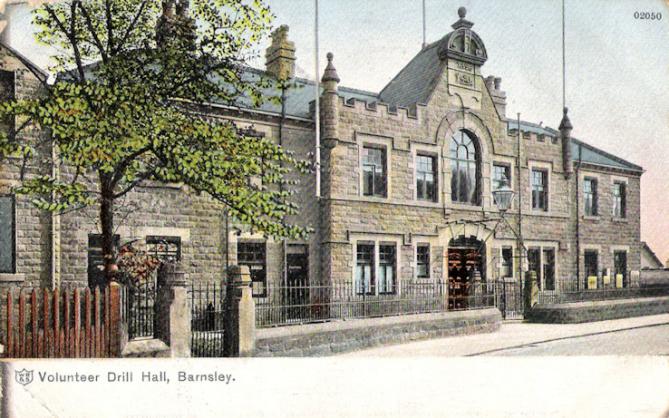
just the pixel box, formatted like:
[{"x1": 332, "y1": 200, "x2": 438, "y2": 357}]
[{"x1": 0, "y1": 0, "x2": 313, "y2": 242}]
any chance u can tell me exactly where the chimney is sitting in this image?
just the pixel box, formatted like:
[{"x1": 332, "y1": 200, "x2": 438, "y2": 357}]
[
  {"x1": 156, "y1": 0, "x2": 194, "y2": 48},
  {"x1": 265, "y1": 25, "x2": 296, "y2": 81},
  {"x1": 0, "y1": 1, "x2": 30, "y2": 46},
  {"x1": 485, "y1": 75, "x2": 507, "y2": 117},
  {"x1": 559, "y1": 107, "x2": 574, "y2": 178}
]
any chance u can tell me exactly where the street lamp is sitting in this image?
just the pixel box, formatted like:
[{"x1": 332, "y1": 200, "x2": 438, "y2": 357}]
[{"x1": 492, "y1": 179, "x2": 515, "y2": 212}]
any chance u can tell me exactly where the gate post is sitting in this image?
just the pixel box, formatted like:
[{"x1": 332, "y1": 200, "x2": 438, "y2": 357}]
[
  {"x1": 471, "y1": 270, "x2": 483, "y2": 308},
  {"x1": 155, "y1": 263, "x2": 191, "y2": 358},
  {"x1": 109, "y1": 282, "x2": 128, "y2": 357},
  {"x1": 524, "y1": 270, "x2": 539, "y2": 314},
  {"x1": 224, "y1": 265, "x2": 256, "y2": 357}
]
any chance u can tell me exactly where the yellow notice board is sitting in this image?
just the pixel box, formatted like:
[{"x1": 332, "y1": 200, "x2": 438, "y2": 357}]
[
  {"x1": 587, "y1": 276, "x2": 598, "y2": 289},
  {"x1": 603, "y1": 275, "x2": 610, "y2": 285},
  {"x1": 615, "y1": 274, "x2": 623, "y2": 288}
]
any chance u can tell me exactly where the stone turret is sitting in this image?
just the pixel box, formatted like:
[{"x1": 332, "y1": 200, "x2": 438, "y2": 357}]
[
  {"x1": 265, "y1": 25, "x2": 296, "y2": 81},
  {"x1": 320, "y1": 52, "x2": 340, "y2": 145},
  {"x1": 559, "y1": 107, "x2": 574, "y2": 178}
]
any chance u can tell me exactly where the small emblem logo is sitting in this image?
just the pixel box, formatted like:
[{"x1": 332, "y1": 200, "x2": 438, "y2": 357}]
[{"x1": 14, "y1": 368, "x2": 34, "y2": 386}]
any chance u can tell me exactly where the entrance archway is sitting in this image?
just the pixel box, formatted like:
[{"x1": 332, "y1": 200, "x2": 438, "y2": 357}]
[{"x1": 447, "y1": 236, "x2": 485, "y2": 309}]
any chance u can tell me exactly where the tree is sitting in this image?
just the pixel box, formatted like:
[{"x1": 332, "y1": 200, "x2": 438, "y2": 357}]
[{"x1": 0, "y1": 0, "x2": 311, "y2": 282}]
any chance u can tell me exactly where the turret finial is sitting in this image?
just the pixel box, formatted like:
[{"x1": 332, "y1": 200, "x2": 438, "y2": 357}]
[
  {"x1": 321, "y1": 52, "x2": 340, "y2": 83},
  {"x1": 458, "y1": 6, "x2": 467, "y2": 19}
]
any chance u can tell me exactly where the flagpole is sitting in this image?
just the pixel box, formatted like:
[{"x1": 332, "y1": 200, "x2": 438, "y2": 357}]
[{"x1": 314, "y1": 0, "x2": 321, "y2": 198}]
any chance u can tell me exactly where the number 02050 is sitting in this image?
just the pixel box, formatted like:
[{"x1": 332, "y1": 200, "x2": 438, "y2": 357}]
[{"x1": 634, "y1": 11, "x2": 662, "y2": 20}]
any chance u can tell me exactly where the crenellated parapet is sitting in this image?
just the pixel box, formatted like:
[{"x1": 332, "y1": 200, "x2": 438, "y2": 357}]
[{"x1": 339, "y1": 96, "x2": 427, "y2": 124}]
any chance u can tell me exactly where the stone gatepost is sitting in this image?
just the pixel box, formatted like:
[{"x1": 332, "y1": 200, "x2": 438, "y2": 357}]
[
  {"x1": 524, "y1": 270, "x2": 539, "y2": 314},
  {"x1": 224, "y1": 265, "x2": 256, "y2": 357},
  {"x1": 471, "y1": 270, "x2": 483, "y2": 308},
  {"x1": 155, "y1": 263, "x2": 191, "y2": 358},
  {"x1": 629, "y1": 270, "x2": 640, "y2": 288}
]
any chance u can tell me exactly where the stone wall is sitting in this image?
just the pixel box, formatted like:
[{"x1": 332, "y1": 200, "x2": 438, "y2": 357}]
[
  {"x1": 526, "y1": 296, "x2": 669, "y2": 323},
  {"x1": 255, "y1": 308, "x2": 501, "y2": 357}
]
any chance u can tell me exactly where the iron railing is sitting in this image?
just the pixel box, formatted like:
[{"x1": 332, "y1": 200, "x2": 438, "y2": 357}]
[
  {"x1": 190, "y1": 282, "x2": 226, "y2": 357},
  {"x1": 255, "y1": 280, "x2": 495, "y2": 328},
  {"x1": 127, "y1": 273, "x2": 157, "y2": 340},
  {"x1": 536, "y1": 281, "x2": 669, "y2": 305}
]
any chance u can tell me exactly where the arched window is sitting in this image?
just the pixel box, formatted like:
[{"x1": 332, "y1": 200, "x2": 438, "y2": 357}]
[{"x1": 449, "y1": 130, "x2": 480, "y2": 205}]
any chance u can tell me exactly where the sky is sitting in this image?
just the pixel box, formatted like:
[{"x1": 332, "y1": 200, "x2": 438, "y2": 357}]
[{"x1": 5, "y1": 0, "x2": 669, "y2": 264}]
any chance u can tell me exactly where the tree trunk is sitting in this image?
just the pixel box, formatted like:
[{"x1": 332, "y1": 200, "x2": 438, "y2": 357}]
[{"x1": 100, "y1": 187, "x2": 116, "y2": 284}]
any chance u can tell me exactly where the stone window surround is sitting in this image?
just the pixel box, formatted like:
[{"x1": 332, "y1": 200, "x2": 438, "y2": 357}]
[
  {"x1": 610, "y1": 175, "x2": 629, "y2": 221},
  {"x1": 581, "y1": 244, "x2": 602, "y2": 282},
  {"x1": 579, "y1": 171, "x2": 602, "y2": 220},
  {"x1": 528, "y1": 160, "x2": 553, "y2": 214},
  {"x1": 350, "y1": 233, "x2": 402, "y2": 295},
  {"x1": 411, "y1": 142, "x2": 441, "y2": 204},
  {"x1": 357, "y1": 134, "x2": 392, "y2": 200},
  {"x1": 492, "y1": 239, "x2": 518, "y2": 280},
  {"x1": 414, "y1": 242, "x2": 432, "y2": 280},
  {"x1": 523, "y1": 240, "x2": 559, "y2": 291},
  {"x1": 609, "y1": 245, "x2": 630, "y2": 274}
]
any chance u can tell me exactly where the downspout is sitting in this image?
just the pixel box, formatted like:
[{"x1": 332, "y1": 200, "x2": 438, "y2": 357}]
[
  {"x1": 516, "y1": 114, "x2": 523, "y2": 284},
  {"x1": 314, "y1": 0, "x2": 321, "y2": 199},
  {"x1": 575, "y1": 144, "x2": 582, "y2": 290},
  {"x1": 51, "y1": 141, "x2": 60, "y2": 289},
  {"x1": 280, "y1": 84, "x2": 288, "y2": 286}
]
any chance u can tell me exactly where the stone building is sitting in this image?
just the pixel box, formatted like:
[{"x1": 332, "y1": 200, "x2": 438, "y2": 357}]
[{"x1": 0, "y1": 8, "x2": 644, "y2": 310}]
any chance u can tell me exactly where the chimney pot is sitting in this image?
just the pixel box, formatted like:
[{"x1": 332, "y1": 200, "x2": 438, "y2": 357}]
[{"x1": 265, "y1": 25, "x2": 296, "y2": 81}]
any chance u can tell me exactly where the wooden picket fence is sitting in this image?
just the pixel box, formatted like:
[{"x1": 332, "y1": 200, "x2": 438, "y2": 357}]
[{"x1": 3, "y1": 283, "x2": 127, "y2": 358}]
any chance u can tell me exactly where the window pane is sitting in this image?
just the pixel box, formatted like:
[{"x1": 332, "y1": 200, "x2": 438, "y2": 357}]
[
  {"x1": 362, "y1": 147, "x2": 386, "y2": 197},
  {"x1": 584, "y1": 251, "x2": 598, "y2": 278},
  {"x1": 238, "y1": 242, "x2": 266, "y2": 297},
  {"x1": 543, "y1": 249, "x2": 555, "y2": 291},
  {"x1": 417, "y1": 155, "x2": 437, "y2": 202},
  {"x1": 356, "y1": 244, "x2": 374, "y2": 294},
  {"x1": 0, "y1": 196, "x2": 14, "y2": 273},
  {"x1": 379, "y1": 245, "x2": 395, "y2": 294},
  {"x1": 417, "y1": 245, "x2": 430, "y2": 278},
  {"x1": 531, "y1": 170, "x2": 547, "y2": 210},
  {"x1": 450, "y1": 131, "x2": 478, "y2": 204}
]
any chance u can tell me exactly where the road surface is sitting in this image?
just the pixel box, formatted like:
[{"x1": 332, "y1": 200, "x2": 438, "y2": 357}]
[{"x1": 342, "y1": 313, "x2": 669, "y2": 356}]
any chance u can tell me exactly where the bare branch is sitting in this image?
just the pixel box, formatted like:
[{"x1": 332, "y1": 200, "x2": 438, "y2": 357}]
[
  {"x1": 77, "y1": 2, "x2": 109, "y2": 63},
  {"x1": 115, "y1": 0, "x2": 150, "y2": 54}
]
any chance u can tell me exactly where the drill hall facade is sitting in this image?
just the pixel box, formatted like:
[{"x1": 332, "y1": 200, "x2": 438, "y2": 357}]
[{"x1": 0, "y1": 9, "x2": 643, "y2": 317}]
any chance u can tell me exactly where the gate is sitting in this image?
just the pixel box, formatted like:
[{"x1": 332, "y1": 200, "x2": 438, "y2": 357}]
[
  {"x1": 190, "y1": 282, "x2": 226, "y2": 357},
  {"x1": 495, "y1": 278, "x2": 524, "y2": 319},
  {"x1": 127, "y1": 272, "x2": 157, "y2": 339}
]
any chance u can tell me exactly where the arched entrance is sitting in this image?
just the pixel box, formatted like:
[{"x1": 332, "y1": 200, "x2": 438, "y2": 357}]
[{"x1": 447, "y1": 236, "x2": 485, "y2": 309}]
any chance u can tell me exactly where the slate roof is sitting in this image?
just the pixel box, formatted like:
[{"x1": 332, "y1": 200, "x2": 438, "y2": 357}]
[
  {"x1": 228, "y1": 67, "x2": 378, "y2": 119},
  {"x1": 377, "y1": 39, "x2": 445, "y2": 107},
  {"x1": 506, "y1": 119, "x2": 643, "y2": 173},
  {"x1": 27, "y1": 42, "x2": 642, "y2": 174}
]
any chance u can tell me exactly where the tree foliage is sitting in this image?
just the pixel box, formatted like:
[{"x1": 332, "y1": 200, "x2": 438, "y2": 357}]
[{"x1": 0, "y1": 0, "x2": 312, "y2": 280}]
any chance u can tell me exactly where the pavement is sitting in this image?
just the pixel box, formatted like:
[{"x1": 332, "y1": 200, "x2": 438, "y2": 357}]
[{"x1": 342, "y1": 313, "x2": 669, "y2": 356}]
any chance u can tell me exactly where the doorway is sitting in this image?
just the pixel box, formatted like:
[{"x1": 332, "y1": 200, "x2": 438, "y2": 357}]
[
  {"x1": 447, "y1": 236, "x2": 485, "y2": 310},
  {"x1": 284, "y1": 244, "x2": 309, "y2": 320}
]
